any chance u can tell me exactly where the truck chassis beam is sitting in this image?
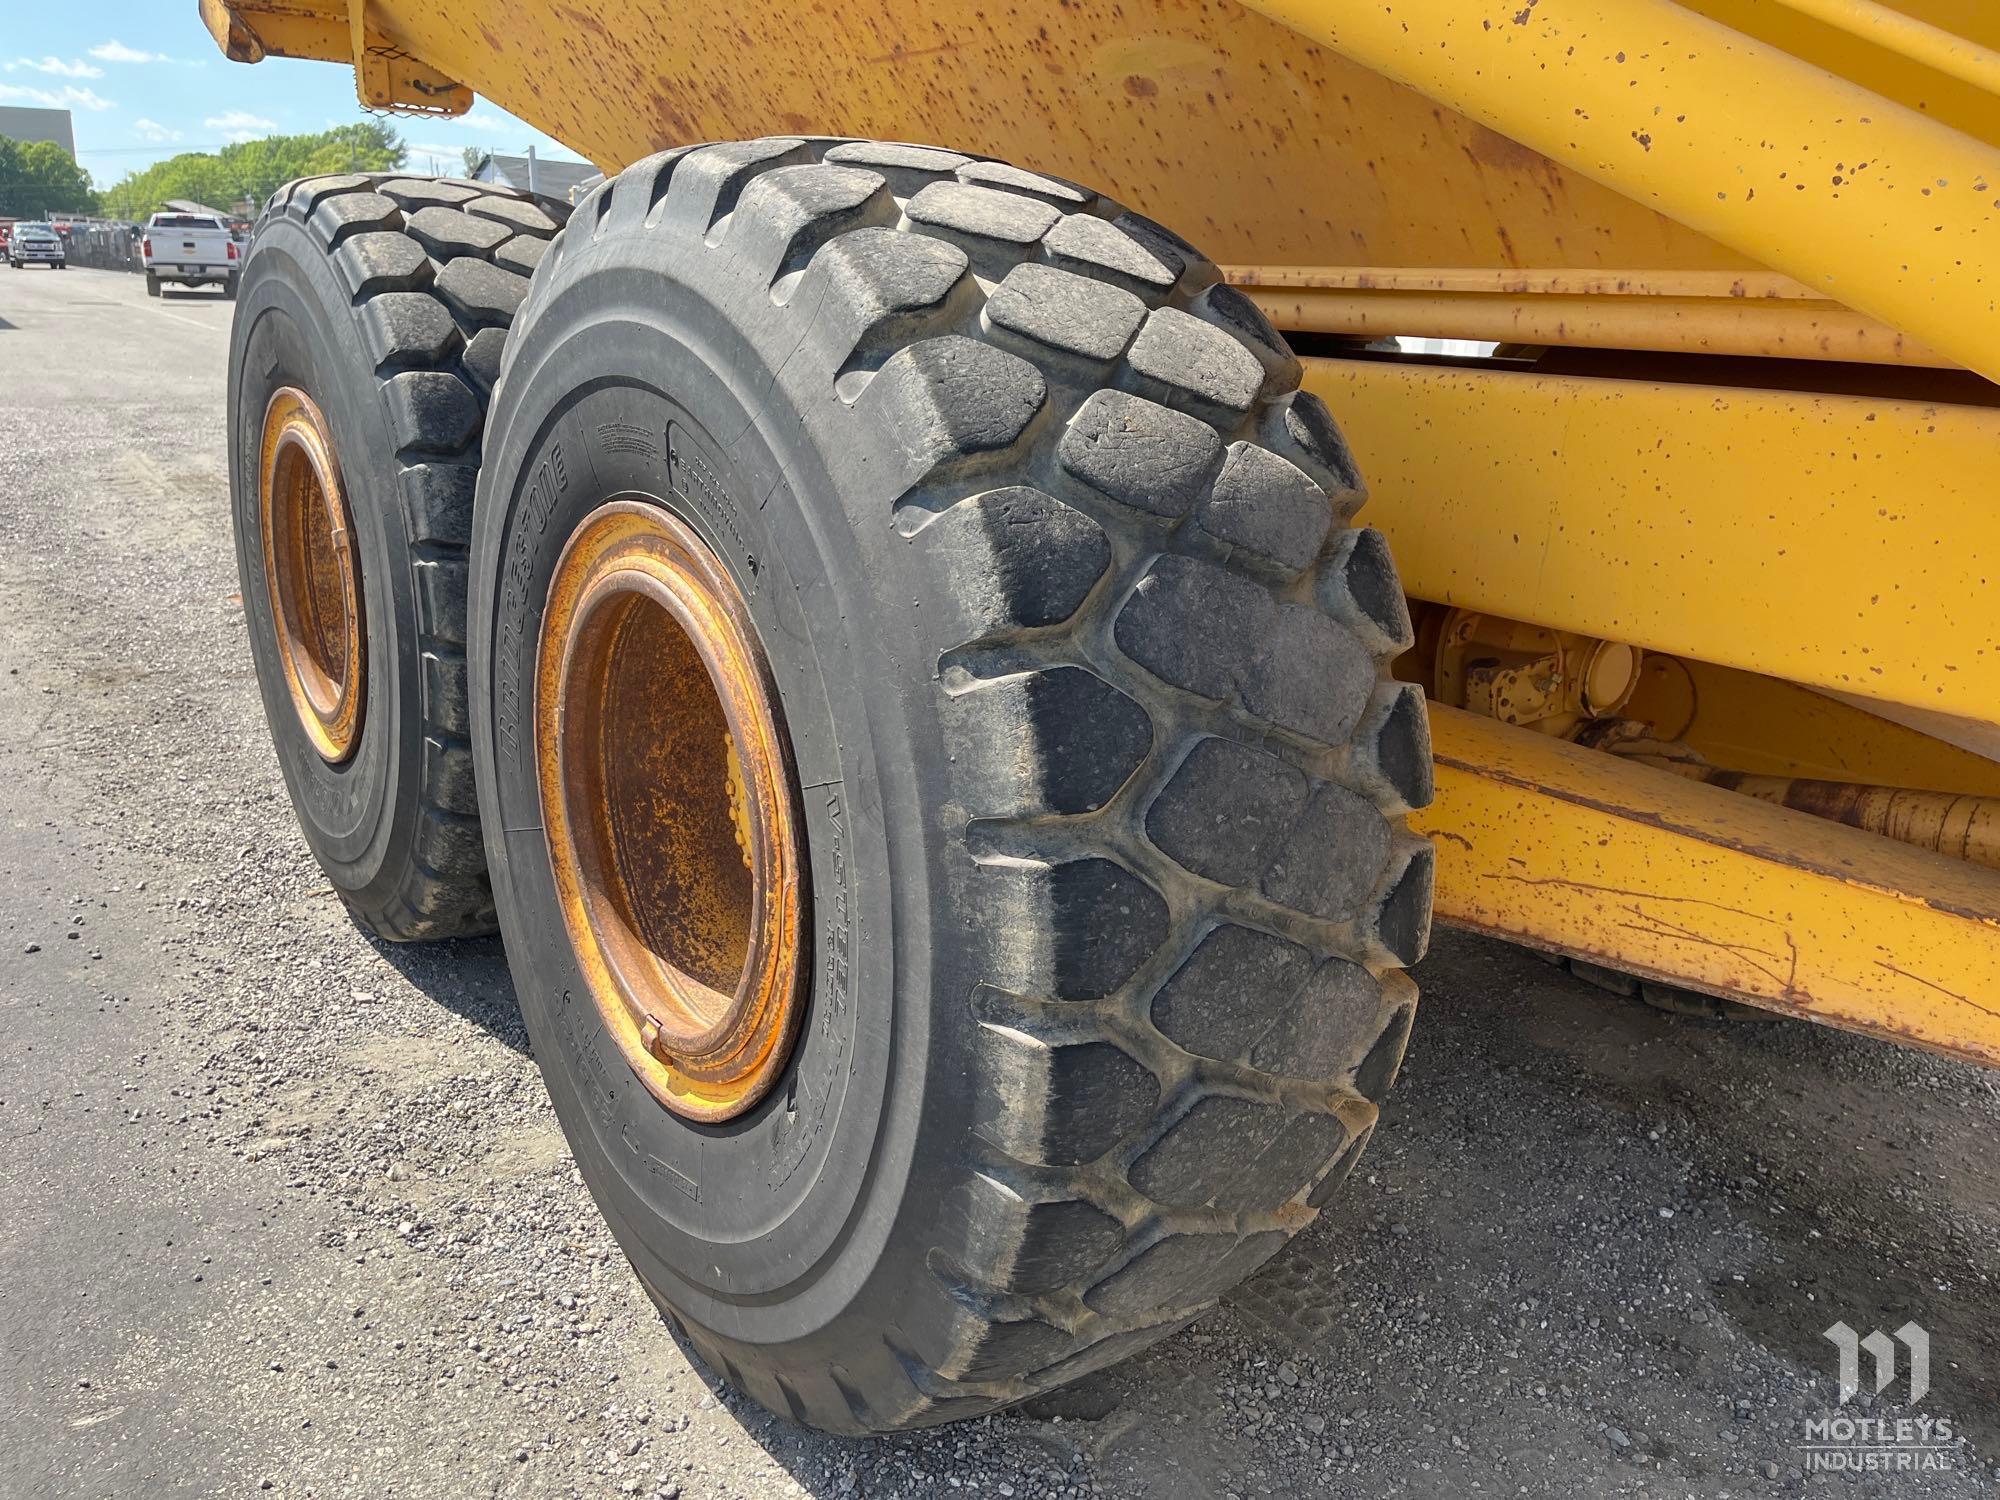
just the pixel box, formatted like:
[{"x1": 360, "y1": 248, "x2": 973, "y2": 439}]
[{"x1": 1423, "y1": 707, "x2": 2000, "y2": 1065}]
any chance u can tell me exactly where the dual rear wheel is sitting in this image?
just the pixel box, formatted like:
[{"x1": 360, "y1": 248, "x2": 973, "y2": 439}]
[{"x1": 230, "y1": 140, "x2": 1434, "y2": 1432}]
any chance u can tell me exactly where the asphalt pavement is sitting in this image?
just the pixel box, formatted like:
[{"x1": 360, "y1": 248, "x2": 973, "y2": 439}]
[{"x1": 2, "y1": 264, "x2": 1996, "y2": 1499}]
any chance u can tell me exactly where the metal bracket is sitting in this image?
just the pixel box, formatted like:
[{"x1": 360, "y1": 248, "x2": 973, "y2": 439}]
[{"x1": 349, "y1": 0, "x2": 472, "y2": 116}]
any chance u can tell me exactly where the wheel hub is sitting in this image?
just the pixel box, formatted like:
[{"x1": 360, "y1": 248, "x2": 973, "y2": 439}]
[
  {"x1": 536, "y1": 501, "x2": 808, "y2": 1123},
  {"x1": 258, "y1": 386, "x2": 364, "y2": 763}
]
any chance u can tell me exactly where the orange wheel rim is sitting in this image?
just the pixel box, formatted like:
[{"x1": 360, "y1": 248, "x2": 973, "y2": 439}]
[
  {"x1": 258, "y1": 387, "x2": 364, "y2": 763},
  {"x1": 536, "y1": 501, "x2": 808, "y2": 1123}
]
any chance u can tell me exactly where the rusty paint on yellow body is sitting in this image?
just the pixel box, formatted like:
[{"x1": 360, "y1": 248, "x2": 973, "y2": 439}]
[
  {"x1": 1311, "y1": 357, "x2": 2000, "y2": 726},
  {"x1": 1247, "y1": 0, "x2": 2000, "y2": 381},
  {"x1": 204, "y1": 0, "x2": 2000, "y2": 373},
  {"x1": 1700, "y1": 773, "x2": 2000, "y2": 875},
  {"x1": 1238, "y1": 278, "x2": 1954, "y2": 367},
  {"x1": 207, "y1": 0, "x2": 2000, "y2": 368},
  {"x1": 1620, "y1": 655, "x2": 2000, "y2": 799},
  {"x1": 202, "y1": 0, "x2": 2000, "y2": 1061},
  {"x1": 216, "y1": 0, "x2": 1723, "y2": 275},
  {"x1": 1423, "y1": 708, "x2": 2000, "y2": 1066}
]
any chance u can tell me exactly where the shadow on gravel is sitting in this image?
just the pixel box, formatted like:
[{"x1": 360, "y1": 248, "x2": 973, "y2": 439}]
[
  {"x1": 363, "y1": 918, "x2": 2000, "y2": 1495},
  {"x1": 674, "y1": 927, "x2": 2000, "y2": 1497},
  {"x1": 1450, "y1": 941, "x2": 2000, "y2": 1451},
  {"x1": 363, "y1": 930, "x2": 531, "y2": 1055}
]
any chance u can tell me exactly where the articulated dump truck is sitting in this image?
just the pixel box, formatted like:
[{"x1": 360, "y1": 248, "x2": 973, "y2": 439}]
[{"x1": 200, "y1": 0, "x2": 1999, "y2": 1432}]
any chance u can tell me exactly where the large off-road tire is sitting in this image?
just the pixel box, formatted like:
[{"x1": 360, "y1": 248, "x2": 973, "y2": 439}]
[
  {"x1": 229, "y1": 173, "x2": 567, "y2": 939},
  {"x1": 470, "y1": 138, "x2": 1435, "y2": 1432}
]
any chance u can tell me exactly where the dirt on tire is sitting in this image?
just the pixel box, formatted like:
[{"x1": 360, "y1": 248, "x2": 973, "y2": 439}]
[
  {"x1": 228, "y1": 173, "x2": 568, "y2": 939},
  {"x1": 471, "y1": 137, "x2": 1436, "y2": 1432}
]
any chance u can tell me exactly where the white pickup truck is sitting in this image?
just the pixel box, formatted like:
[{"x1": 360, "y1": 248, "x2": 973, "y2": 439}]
[{"x1": 141, "y1": 211, "x2": 240, "y2": 298}]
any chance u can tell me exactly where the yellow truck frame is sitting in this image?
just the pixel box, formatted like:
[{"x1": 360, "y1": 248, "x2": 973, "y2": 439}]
[{"x1": 202, "y1": 0, "x2": 2000, "y2": 1064}]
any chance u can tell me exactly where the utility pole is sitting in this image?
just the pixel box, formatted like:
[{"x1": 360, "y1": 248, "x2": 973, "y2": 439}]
[{"x1": 526, "y1": 142, "x2": 538, "y2": 196}]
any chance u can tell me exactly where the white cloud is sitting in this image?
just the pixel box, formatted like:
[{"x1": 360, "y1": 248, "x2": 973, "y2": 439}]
[
  {"x1": 6, "y1": 56, "x2": 105, "y2": 79},
  {"x1": 205, "y1": 109, "x2": 277, "y2": 133},
  {"x1": 0, "y1": 83, "x2": 115, "y2": 110},
  {"x1": 133, "y1": 118, "x2": 180, "y2": 144},
  {"x1": 448, "y1": 110, "x2": 508, "y2": 131},
  {"x1": 89, "y1": 40, "x2": 174, "y2": 64}
]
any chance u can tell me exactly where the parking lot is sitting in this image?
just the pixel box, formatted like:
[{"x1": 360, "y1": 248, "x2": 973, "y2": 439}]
[{"x1": 3, "y1": 263, "x2": 1996, "y2": 1498}]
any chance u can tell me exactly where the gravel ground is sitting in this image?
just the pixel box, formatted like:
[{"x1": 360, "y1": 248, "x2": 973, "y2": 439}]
[{"x1": 3, "y1": 265, "x2": 1997, "y2": 1499}]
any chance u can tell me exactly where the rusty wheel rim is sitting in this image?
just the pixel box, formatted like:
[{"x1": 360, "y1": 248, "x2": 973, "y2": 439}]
[
  {"x1": 536, "y1": 501, "x2": 808, "y2": 1123},
  {"x1": 258, "y1": 386, "x2": 364, "y2": 763}
]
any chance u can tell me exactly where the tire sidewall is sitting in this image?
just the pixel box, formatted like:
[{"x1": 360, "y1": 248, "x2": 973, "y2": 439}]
[
  {"x1": 471, "y1": 261, "x2": 969, "y2": 1352},
  {"x1": 230, "y1": 218, "x2": 418, "y2": 908}
]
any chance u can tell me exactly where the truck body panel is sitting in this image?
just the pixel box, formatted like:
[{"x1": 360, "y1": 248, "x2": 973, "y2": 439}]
[{"x1": 195, "y1": 0, "x2": 2000, "y2": 1063}]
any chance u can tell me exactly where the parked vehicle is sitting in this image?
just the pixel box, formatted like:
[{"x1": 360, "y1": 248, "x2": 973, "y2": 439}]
[
  {"x1": 140, "y1": 211, "x2": 239, "y2": 297},
  {"x1": 200, "y1": 0, "x2": 2000, "y2": 1436},
  {"x1": 8, "y1": 222, "x2": 65, "y2": 270}
]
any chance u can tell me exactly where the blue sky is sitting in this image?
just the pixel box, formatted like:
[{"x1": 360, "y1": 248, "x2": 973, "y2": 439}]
[{"x1": 3, "y1": 3, "x2": 590, "y2": 186}]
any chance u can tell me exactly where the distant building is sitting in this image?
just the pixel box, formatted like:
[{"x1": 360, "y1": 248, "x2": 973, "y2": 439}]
[
  {"x1": 0, "y1": 106, "x2": 77, "y2": 158},
  {"x1": 469, "y1": 151, "x2": 600, "y2": 205}
]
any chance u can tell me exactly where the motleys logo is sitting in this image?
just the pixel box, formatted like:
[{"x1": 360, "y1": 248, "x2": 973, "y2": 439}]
[
  {"x1": 1823, "y1": 1321, "x2": 1928, "y2": 1404},
  {"x1": 1803, "y1": 1416, "x2": 1955, "y2": 1445},
  {"x1": 1797, "y1": 1413, "x2": 1958, "y2": 1474},
  {"x1": 1794, "y1": 1322, "x2": 1958, "y2": 1474}
]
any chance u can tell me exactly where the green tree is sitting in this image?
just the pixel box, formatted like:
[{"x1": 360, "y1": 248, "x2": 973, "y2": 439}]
[
  {"x1": 99, "y1": 122, "x2": 404, "y2": 220},
  {"x1": 0, "y1": 137, "x2": 99, "y2": 217}
]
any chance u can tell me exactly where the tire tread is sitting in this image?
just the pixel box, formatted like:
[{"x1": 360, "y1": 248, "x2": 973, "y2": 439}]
[
  {"x1": 542, "y1": 140, "x2": 1434, "y2": 1429},
  {"x1": 250, "y1": 172, "x2": 569, "y2": 938}
]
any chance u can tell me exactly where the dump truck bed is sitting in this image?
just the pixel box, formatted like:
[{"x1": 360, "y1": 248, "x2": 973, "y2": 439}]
[{"x1": 200, "y1": 0, "x2": 2000, "y2": 1060}]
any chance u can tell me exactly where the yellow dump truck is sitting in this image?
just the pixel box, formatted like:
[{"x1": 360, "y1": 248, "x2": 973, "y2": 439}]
[{"x1": 200, "y1": 0, "x2": 2000, "y2": 1433}]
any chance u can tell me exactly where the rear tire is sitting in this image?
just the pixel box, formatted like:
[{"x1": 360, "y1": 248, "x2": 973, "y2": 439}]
[
  {"x1": 1553, "y1": 953, "x2": 1776, "y2": 1021},
  {"x1": 223, "y1": 270, "x2": 238, "y2": 300},
  {"x1": 471, "y1": 138, "x2": 1435, "y2": 1431},
  {"x1": 145, "y1": 271, "x2": 161, "y2": 297},
  {"x1": 229, "y1": 174, "x2": 567, "y2": 939}
]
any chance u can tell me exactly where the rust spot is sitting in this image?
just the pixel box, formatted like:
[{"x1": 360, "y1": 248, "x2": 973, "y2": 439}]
[
  {"x1": 1461, "y1": 122, "x2": 1561, "y2": 183},
  {"x1": 1124, "y1": 74, "x2": 1158, "y2": 99},
  {"x1": 538, "y1": 503, "x2": 809, "y2": 1125},
  {"x1": 259, "y1": 388, "x2": 364, "y2": 766},
  {"x1": 552, "y1": 3, "x2": 611, "y2": 42},
  {"x1": 647, "y1": 91, "x2": 696, "y2": 143}
]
